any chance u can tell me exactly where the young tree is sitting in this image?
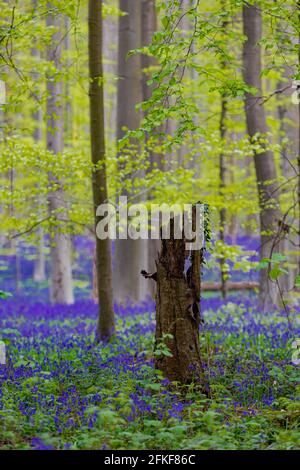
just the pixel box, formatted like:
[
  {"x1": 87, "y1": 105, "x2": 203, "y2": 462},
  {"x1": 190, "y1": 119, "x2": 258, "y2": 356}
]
[
  {"x1": 242, "y1": 3, "x2": 281, "y2": 309},
  {"x1": 46, "y1": 4, "x2": 74, "y2": 304},
  {"x1": 218, "y1": 5, "x2": 229, "y2": 299},
  {"x1": 88, "y1": 0, "x2": 115, "y2": 340}
]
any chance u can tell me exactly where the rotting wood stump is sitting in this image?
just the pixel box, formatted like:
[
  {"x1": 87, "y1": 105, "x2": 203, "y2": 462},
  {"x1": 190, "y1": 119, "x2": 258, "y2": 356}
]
[{"x1": 142, "y1": 209, "x2": 208, "y2": 389}]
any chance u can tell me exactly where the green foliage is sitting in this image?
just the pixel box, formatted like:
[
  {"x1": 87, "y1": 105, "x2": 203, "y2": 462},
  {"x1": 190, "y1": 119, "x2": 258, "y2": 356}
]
[
  {"x1": 154, "y1": 333, "x2": 174, "y2": 358},
  {"x1": 0, "y1": 290, "x2": 12, "y2": 299},
  {"x1": 0, "y1": 304, "x2": 299, "y2": 450},
  {"x1": 1, "y1": 0, "x2": 298, "y2": 251},
  {"x1": 257, "y1": 254, "x2": 289, "y2": 281}
]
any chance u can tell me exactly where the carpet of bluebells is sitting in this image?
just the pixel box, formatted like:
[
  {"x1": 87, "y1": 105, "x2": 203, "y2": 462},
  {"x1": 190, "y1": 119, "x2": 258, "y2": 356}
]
[{"x1": 0, "y1": 238, "x2": 299, "y2": 450}]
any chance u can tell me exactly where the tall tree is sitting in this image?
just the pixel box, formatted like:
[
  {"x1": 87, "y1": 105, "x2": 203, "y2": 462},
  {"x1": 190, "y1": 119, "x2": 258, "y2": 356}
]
[
  {"x1": 46, "y1": 4, "x2": 74, "y2": 304},
  {"x1": 242, "y1": 3, "x2": 281, "y2": 309},
  {"x1": 64, "y1": 14, "x2": 72, "y2": 145},
  {"x1": 32, "y1": 0, "x2": 46, "y2": 283},
  {"x1": 103, "y1": 5, "x2": 118, "y2": 143},
  {"x1": 88, "y1": 0, "x2": 115, "y2": 340},
  {"x1": 114, "y1": 0, "x2": 147, "y2": 303},
  {"x1": 141, "y1": 0, "x2": 156, "y2": 106},
  {"x1": 141, "y1": 0, "x2": 161, "y2": 295},
  {"x1": 0, "y1": 0, "x2": 23, "y2": 292},
  {"x1": 218, "y1": 5, "x2": 229, "y2": 299},
  {"x1": 276, "y1": 67, "x2": 297, "y2": 292},
  {"x1": 296, "y1": 0, "x2": 300, "y2": 273}
]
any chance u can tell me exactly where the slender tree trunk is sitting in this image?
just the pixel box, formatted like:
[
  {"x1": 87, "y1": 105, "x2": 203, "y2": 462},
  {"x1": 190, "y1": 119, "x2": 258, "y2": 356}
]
[
  {"x1": 46, "y1": 5, "x2": 74, "y2": 305},
  {"x1": 298, "y1": 1, "x2": 300, "y2": 273},
  {"x1": 64, "y1": 14, "x2": 72, "y2": 145},
  {"x1": 1, "y1": 0, "x2": 21, "y2": 290},
  {"x1": 242, "y1": 4, "x2": 281, "y2": 310},
  {"x1": 1, "y1": 1, "x2": 21, "y2": 291},
  {"x1": 32, "y1": 0, "x2": 46, "y2": 283},
  {"x1": 141, "y1": 0, "x2": 156, "y2": 104},
  {"x1": 103, "y1": 8, "x2": 118, "y2": 144},
  {"x1": 88, "y1": 0, "x2": 115, "y2": 340},
  {"x1": 219, "y1": 96, "x2": 227, "y2": 299},
  {"x1": 114, "y1": 0, "x2": 148, "y2": 303},
  {"x1": 218, "y1": 7, "x2": 229, "y2": 299},
  {"x1": 177, "y1": 0, "x2": 192, "y2": 168},
  {"x1": 227, "y1": 145, "x2": 238, "y2": 244},
  {"x1": 33, "y1": 231, "x2": 46, "y2": 283}
]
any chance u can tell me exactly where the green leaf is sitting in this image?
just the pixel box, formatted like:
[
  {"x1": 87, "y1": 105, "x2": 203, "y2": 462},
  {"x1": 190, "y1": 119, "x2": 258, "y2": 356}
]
[
  {"x1": 271, "y1": 253, "x2": 286, "y2": 263},
  {"x1": 0, "y1": 290, "x2": 12, "y2": 299}
]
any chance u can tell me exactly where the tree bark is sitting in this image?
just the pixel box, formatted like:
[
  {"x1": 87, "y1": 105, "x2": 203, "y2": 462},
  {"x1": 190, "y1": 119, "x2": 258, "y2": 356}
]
[
  {"x1": 64, "y1": 14, "x2": 73, "y2": 145},
  {"x1": 242, "y1": 4, "x2": 282, "y2": 310},
  {"x1": 141, "y1": 0, "x2": 161, "y2": 297},
  {"x1": 103, "y1": 8, "x2": 118, "y2": 144},
  {"x1": 219, "y1": 96, "x2": 227, "y2": 299},
  {"x1": 46, "y1": 4, "x2": 74, "y2": 305},
  {"x1": 114, "y1": 0, "x2": 148, "y2": 304},
  {"x1": 32, "y1": 0, "x2": 46, "y2": 283},
  {"x1": 276, "y1": 69, "x2": 297, "y2": 293},
  {"x1": 218, "y1": 7, "x2": 228, "y2": 299},
  {"x1": 88, "y1": 0, "x2": 115, "y2": 340},
  {"x1": 297, "y1": 1, "x2": 300, "y2": 276},
  {"x1": 142, "y1": 212, "x2": 206, "y2": 387}
]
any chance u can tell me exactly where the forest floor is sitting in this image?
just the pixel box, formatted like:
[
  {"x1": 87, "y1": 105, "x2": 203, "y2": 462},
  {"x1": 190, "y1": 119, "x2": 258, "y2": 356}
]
[{"x1": 0, "y1": 295, "x2": 299, "y2": 450}]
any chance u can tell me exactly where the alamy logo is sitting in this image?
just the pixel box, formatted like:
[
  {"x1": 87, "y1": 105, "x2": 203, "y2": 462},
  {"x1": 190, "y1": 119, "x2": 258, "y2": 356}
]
[
  {"x1": 96, "y1": 198, "x2": 206, "y2": 250},
  {"x1": 0, "y1": 341, "x2": 6, "y2": 365}
]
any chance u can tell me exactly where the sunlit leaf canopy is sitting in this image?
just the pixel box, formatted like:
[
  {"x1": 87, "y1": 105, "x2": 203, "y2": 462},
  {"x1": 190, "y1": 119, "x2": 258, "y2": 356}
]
[{"x1": 0, "y1": 0, "x2": 299, "y2": 274}]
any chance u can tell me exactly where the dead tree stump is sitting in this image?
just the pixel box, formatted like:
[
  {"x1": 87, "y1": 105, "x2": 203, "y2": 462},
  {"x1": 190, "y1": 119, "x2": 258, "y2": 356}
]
[{"x1": 142, "y1": 211, "x2": 207, "y2": 387}]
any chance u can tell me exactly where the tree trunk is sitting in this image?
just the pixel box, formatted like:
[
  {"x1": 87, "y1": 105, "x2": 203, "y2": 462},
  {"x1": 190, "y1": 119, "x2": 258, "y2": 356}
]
[
  {"x1": 297, "y1": 1, "x2": 300, "y2": 275},
  {"x1": 177, "y1": 0, "x2": 192, "y2": 169},
  {"x1": 33, "y1": 231, "x2": 46, "y2": 283},
  {"x1": 1, "y1": 0, "x2": 21, "y2": 290},
  {"x1": 103, "y1": 8, "x2": 118, "y2": 144},
  {"x1": 46, "y1": 5, "x2": 74, "y2": 305},
  {"x1": 32, "y1": 0, "x2": 46, "y2": 283},
  {"x1": 142, "y1": 212, "x2": 206, "y2": 387},
  {"x1": 218, "y1": 7, "x2": 228, "y2": 299},
  {"x1": 64, "y1": 14, "x2": 73, "y2": 145},
  {"x1": 219, "y1": 97, "x2": 227, "y2": 299},
  {"x1": 242, "y1": 4, "x2": 282, "y2": 310},
  {"x1": 114, "y1": 0, "x2": 148, "y2": 304},
  {"x1": 141, "y1": 0, "x2": 161, "y2": 297},
  {"x1": 276, "y1": 70, "x2": 298, "y2": 293},
  {"x1": 88, "y1": 0, "x2": 115, "y2": 340}
]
